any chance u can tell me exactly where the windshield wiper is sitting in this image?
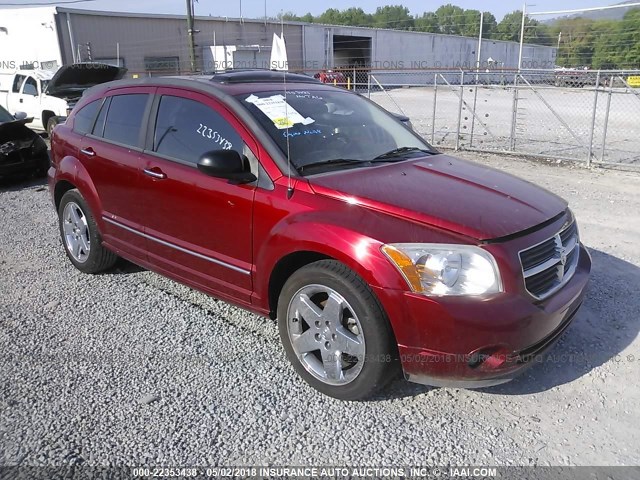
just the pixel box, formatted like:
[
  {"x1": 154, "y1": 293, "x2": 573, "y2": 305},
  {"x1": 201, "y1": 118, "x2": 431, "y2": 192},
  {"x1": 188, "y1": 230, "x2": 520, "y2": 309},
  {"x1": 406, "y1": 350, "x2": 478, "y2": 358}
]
[
  {"x1": 372, "y1": 146, "x2": 434, "y2": 161},
  {"x1": 298, "y1": 158, "x2": 369, "y2": 173}
]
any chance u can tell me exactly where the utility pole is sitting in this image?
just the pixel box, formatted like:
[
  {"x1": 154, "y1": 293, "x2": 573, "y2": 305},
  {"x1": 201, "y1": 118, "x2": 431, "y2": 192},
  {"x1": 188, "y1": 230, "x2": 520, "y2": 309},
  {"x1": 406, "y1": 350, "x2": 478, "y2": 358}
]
[
  {"x1": 476, "y1": 11, "x2": 484, "y2": 75},
  {"x1": 186, "y1": 0, "x2": 197, "y2": 72},
  {"x1": 518, "y1": 3, "x2": 526, "y2": 71}
]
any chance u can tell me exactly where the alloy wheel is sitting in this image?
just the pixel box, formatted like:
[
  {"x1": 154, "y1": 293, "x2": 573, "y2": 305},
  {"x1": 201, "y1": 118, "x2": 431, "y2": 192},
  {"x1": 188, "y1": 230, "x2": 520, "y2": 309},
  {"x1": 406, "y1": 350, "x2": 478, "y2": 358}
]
[
  {"x1": 286, "y1": 284, "x2": 366, "y2": 385},
  {"x1": 62, "y1": 201, "x2": 90, "y2": 263}
]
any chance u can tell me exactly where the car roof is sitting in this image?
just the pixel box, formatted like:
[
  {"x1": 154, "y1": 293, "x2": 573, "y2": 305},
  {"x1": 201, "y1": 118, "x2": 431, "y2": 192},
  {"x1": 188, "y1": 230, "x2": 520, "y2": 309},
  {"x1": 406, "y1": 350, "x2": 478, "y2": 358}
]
[
  {"x1": 14, "y1": 70, "x2": 55, "y2": 81},
  {"x1": 90, "y1": 70, "x2": 341, "y2": 97},
  {"x1": 78, "y1": 70, "x2": 353, "y2": 181}
]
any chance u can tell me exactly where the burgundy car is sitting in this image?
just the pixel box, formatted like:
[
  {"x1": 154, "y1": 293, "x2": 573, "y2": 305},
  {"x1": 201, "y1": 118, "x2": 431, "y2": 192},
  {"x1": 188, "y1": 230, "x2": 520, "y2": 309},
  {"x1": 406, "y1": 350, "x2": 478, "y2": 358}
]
[{"x1": 48, "y1": 71, "x2": 591, "y2": 400}]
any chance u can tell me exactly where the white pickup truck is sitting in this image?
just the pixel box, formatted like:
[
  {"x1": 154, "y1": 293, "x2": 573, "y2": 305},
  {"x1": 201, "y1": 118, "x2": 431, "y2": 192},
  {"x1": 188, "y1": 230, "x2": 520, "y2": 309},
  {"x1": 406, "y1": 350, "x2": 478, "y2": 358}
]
[{"x1": 0, "y1": 63, "x2": 126, "y2": 134}]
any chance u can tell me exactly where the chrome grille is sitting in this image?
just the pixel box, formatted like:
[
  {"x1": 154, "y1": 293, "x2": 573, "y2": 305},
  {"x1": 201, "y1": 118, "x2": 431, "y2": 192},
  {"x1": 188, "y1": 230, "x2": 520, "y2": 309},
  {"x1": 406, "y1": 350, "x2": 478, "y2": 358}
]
[{"x1": 519, "y1": 219, "x2": 580, "y2": 300}]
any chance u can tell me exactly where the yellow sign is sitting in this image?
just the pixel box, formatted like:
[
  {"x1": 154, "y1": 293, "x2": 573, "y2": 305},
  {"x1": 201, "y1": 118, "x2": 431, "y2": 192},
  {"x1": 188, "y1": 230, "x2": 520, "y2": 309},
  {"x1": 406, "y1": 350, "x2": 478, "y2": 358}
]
[{"x1": 628, "y1": 76, "x2": 640, "y2": 87}]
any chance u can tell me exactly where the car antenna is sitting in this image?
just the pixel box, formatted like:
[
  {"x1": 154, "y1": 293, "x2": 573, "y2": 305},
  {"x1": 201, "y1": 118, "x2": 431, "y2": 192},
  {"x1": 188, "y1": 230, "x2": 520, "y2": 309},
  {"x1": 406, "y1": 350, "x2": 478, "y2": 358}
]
[{"x1": 282, "y1": 47, "x2": 294, "y2": 199}]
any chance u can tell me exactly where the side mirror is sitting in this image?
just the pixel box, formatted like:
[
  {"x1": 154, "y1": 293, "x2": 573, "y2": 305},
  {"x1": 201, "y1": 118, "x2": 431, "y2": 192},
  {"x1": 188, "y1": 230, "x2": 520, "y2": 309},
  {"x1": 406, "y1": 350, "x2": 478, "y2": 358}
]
[
  {"x1": 197, "y1": 149, "x2": 257, "y2": 183},
  {"x1": 14, "y1": 111, "x2": 28, "y2": 120},
  {"x1": 392, "y1": 113, "x2": 413, "y2": 130}
]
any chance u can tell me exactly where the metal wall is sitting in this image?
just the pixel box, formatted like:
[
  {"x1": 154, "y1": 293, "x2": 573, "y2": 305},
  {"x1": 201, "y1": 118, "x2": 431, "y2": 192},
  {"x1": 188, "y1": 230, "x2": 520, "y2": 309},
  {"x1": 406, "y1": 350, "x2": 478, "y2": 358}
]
[
  {"x1": 301, "y1": 24, "x2": 557, "y2": 76},
  {"x1": 53, "y1": 9, "x2": 304, "y2": 75},
  {"x1": 2, "y1": 7, "x2": 555, "y2": 81}
]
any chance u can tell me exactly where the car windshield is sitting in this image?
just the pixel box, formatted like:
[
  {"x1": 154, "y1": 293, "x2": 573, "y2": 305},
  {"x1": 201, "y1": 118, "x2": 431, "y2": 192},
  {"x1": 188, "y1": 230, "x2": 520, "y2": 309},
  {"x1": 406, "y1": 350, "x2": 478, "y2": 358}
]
[
  {"x1": 235, "y1": 89, "x2": 435, "y2": 173},
  {"x1": 0, "y1": 105, "x2": 15, "y2": 123}
]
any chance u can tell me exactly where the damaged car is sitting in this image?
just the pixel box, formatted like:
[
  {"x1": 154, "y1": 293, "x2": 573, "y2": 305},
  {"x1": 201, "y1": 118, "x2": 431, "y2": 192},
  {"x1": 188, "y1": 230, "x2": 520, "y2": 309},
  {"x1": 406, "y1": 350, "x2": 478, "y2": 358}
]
[{"x1": 0, "y1": 105, "x2": 49, "y2": 178}]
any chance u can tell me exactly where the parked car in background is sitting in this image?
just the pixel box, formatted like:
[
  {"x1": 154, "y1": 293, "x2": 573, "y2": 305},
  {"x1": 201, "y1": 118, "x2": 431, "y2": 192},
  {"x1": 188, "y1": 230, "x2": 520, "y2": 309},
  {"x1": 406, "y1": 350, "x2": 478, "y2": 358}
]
[
  {"x1": 0, "y1": 104, "x2": 49, "y2": 179},
  {"x1": 314, "y1": 69, "x2": 347, "y2": 87},
  {"x1": 0, "y1": 63, "x2": 126, "y2": 135},
  {"x1": 48, "y1": 70, "x2": 591, "y2": 400}
]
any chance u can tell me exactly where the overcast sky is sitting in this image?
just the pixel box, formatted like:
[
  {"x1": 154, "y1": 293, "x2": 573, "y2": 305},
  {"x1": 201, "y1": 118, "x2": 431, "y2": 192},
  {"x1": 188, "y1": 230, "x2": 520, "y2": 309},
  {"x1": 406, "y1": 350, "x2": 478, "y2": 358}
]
[{"x1": 0, "y1": 1, "x2": 625, "y2": 21}]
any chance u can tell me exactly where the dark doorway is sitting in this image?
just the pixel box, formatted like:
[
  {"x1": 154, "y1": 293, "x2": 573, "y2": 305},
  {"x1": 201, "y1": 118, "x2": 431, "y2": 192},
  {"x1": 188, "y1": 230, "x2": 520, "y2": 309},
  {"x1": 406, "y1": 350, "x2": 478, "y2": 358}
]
[{"x1": 332, "y1": 35, "x2": 372, "y2": 89}]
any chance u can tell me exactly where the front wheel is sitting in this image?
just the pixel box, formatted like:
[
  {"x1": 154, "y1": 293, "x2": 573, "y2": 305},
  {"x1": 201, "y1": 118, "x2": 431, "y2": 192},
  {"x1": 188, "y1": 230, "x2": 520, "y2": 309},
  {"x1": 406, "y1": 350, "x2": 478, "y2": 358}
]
[
  {"x1": 277, "y1": 260, "x2": 397, "y2": 400},
  {"x1": 58, "y1": 189, "x2": 118, "y2": 273}
]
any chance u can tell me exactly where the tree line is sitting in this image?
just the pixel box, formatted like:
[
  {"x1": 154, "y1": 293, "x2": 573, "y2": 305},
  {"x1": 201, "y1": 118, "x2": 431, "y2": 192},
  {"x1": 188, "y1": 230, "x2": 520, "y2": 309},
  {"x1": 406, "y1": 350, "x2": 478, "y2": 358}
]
[
  {"x1": 551, "y1": 10, "x2": 640, "y2": 69},
  {"x1": 280, "y1": 4, "x2": 640, "y2": 69}
]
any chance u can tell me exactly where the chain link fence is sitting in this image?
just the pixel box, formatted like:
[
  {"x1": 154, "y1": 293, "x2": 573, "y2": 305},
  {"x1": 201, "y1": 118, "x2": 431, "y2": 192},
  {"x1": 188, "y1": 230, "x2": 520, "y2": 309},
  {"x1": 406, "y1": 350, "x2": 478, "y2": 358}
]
[{"x1": 344, "y1": 68, "x2": 640, "y2": 168}]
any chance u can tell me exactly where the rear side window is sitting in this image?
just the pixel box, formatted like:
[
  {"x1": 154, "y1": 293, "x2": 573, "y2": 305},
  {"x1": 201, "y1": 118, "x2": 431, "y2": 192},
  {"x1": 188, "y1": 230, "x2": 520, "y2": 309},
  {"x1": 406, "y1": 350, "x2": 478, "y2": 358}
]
[
  {"x1": 103, "y1": 94, "x2": 148, "y2": 147},
  {"x1": 153, "y1": 95, "x2": 242, "y2": 164},
  {"x1": 73, "y1": 100, "x2": 101, "y2": 135}
]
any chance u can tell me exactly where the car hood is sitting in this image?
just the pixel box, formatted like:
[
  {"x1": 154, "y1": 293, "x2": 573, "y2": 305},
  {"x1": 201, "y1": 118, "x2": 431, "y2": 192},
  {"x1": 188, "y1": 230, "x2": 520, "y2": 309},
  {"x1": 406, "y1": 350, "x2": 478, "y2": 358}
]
[
  {"x1": 308, "y1": 154, "x2": 567, "y2": 241},
  {"x1": 45, "y1": 63, "x2": 127, "y2": 97},
  {"x1": 0, "y1": 119, "x2": 43, "y2": 152},
  {"x1": 0, "y1": 118, "x2": 37, "y2": 138}
]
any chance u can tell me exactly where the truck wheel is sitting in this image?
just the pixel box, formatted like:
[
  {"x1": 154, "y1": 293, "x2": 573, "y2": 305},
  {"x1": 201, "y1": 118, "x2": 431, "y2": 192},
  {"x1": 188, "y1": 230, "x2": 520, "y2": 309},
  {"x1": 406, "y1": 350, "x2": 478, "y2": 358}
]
[
  {"x1": 46, "y1": 116, "x2": 60, "y2": 136},
  {"x1": 277, "y1": 260, "x2": 398, "y2": 400},
  {"x1": 58, "y1": 189, "x2": 118, "y2": 273}
]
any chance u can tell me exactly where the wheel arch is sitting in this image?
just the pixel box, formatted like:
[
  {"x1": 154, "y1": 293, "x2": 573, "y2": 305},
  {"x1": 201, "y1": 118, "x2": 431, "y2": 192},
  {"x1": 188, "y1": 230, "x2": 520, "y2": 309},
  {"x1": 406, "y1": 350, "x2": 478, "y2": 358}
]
[
  {"x1": 267, "y1": 250, "x2": 332, "y2": 319},
  {"x1": 53, "y1": 179, "x2": 77, "y2": 211},
  {"x1": 42, "y1": 110, "x2": 56, "y2": 128},
  {"x1": 53, "y1": 155, "x2": 104, "y2": 231},
  {"x1": 259, "y1": 224, "x2": 410, "y2": 321}
]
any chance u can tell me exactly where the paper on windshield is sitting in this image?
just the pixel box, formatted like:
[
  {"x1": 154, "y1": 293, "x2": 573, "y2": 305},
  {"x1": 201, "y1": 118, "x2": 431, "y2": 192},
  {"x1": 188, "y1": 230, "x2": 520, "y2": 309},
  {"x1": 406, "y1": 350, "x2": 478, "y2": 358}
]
[{"x1": 245, "y1": 94, "x2": 315, "y2": 129}]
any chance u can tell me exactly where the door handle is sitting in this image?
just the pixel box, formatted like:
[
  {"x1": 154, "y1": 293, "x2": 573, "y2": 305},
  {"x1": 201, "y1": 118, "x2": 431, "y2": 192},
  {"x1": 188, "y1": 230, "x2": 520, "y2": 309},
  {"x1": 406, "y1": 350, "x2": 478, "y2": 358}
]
[
  {"x1": 19, "y1": 98, "x2": 23, "y2": 103},
  {"x1": 143, "y1": 168, "x2": 167, "y2": 179},
  {"x1": 80, "y1": 147, "x2": 96, "y2": 157}
]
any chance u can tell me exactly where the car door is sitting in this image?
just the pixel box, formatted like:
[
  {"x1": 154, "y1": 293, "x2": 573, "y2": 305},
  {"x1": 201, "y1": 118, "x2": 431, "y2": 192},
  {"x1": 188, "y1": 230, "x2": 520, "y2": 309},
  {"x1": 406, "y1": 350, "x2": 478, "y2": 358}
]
[
  {"x1": 139, "y1": 88, "x2": 257, "y2": 303},
  {"x1": 18, "y1": 76, "x2": 41, "y2": 127},
  {"x1": 6, "y1": 75, "x2": 25, "y2": 116},
  {"x1": 77, "y1": 88, "x2": 153, "y2": 260}
]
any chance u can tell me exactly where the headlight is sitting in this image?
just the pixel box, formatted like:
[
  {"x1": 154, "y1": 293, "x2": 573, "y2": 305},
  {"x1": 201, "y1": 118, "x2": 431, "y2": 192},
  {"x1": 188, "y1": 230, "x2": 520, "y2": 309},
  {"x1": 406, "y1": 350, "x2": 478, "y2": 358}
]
[{"x1": 381, "y1": 243, "x2": 502, "y2": 296}]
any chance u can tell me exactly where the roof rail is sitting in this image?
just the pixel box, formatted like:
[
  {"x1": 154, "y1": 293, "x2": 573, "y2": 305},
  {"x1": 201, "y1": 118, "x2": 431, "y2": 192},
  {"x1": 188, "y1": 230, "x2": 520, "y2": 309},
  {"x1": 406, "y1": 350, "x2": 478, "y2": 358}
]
[{"x1": 209, "y1": 69, "x2": 320, "y2": 84}]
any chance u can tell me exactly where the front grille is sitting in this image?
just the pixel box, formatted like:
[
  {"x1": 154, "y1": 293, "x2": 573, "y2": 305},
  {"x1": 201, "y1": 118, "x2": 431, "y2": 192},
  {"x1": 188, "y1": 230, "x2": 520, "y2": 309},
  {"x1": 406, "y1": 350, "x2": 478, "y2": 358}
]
[{"x1": 519, "y1": 218, "x2": 580, "y2": 300}]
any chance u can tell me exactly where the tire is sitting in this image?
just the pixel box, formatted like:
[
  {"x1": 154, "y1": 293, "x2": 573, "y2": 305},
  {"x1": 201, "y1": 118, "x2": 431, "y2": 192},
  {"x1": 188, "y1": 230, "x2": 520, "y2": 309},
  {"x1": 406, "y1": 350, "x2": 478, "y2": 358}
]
[
  {"x1": 58, "y1": 189, "x2": 118, "y2": 273},
  {"x1": 277, "y1": 260, "x2": 397, "y2": 400},
  {"x1": 46, "y1": 116, "x2": 60, "y2": 136}
]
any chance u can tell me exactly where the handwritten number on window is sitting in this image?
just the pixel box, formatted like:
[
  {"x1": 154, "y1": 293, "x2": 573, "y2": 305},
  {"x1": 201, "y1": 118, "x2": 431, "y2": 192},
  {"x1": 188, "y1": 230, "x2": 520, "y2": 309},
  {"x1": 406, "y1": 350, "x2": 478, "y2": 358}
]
[{"x1": 196, "y1": 123, "x2": 233, "y2": 150}]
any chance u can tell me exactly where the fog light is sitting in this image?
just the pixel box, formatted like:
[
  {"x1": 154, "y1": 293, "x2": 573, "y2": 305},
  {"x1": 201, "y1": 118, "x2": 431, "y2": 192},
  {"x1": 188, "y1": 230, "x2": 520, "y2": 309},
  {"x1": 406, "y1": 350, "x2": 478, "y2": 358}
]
[{"x1": 468, "y1": 347, "x2": 509, "y2": 370}]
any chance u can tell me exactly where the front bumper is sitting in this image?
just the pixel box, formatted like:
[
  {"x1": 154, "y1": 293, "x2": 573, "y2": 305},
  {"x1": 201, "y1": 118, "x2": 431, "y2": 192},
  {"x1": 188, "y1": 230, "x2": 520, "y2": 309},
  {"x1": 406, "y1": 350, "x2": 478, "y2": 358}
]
[
  {"x1": 374, "y1": 243, "x2": 591, "y2": 388},
  {"x1": 0, "y1": 152, "x2": 49, "y2": 177}
]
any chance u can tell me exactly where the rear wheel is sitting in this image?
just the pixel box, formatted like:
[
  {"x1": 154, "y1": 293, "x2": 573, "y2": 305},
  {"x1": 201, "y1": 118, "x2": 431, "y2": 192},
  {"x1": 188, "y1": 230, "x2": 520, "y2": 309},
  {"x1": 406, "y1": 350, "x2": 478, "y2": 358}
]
[
  {"x1": 277, "y1": 260, "x2": 397, "y2": 400},
  {"x1": 58, "y1": 189, "x2": 117, "y2": 273}
]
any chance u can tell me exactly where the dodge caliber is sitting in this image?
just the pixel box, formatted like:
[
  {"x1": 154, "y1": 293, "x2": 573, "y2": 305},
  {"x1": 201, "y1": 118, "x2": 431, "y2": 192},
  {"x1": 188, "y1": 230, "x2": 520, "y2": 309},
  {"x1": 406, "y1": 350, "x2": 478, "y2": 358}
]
[{"x1": 48, "y1": 71, "x2": 591, "y2": 400}]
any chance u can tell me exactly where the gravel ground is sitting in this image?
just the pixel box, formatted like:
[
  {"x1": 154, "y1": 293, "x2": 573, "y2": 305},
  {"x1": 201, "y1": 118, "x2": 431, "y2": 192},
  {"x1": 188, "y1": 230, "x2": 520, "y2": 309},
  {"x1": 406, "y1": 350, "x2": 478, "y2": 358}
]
[{"x1": 1, "y1": 152, "x2": 639, "y2": 469}]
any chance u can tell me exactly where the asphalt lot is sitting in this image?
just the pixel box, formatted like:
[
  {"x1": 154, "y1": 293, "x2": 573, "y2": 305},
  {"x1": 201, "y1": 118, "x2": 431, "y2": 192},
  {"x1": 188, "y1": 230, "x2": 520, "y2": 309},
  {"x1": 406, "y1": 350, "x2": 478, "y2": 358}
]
[{"x1": 1, "y1": 151, "x2": 639, "y2": 467}]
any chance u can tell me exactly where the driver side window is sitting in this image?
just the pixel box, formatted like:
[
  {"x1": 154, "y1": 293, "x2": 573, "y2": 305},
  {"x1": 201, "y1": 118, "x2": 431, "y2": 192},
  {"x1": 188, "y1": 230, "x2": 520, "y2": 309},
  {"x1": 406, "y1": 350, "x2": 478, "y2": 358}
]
[
  {"x1": 23, "y1": 77, "x2": 38, "y2": 96},
  {"x1": 153, "y1": 95, "x2": 242, "y2": 165}
]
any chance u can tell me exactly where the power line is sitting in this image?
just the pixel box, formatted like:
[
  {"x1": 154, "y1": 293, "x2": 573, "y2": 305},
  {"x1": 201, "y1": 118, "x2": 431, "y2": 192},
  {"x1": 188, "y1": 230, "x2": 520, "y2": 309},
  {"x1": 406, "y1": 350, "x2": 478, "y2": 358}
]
[
  {"x1": 528, "y1": 3, "x2": 640, "y2": 16},
  {"x1": 0, "y1": 0, "x2": 97, "y2": 5}
]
